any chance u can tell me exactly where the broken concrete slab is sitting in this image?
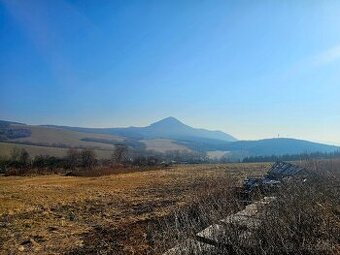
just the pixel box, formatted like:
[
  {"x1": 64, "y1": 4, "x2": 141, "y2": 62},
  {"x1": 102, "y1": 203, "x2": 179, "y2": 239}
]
[
  {"x1": 220, "y1": 214, "x2": 261, "y2": 229},
  {"x1": 196, "y1": 224, "x2": 226, "y2": 245},
  {"x1": 163, "y1": 197, "x2": 277, "y2": 255},
  {"x1": 163, "y1": 238, "x2": 217, "y2": 255}
]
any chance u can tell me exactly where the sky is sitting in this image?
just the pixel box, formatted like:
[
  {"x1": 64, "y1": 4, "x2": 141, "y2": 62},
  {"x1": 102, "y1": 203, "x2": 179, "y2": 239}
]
[{"x1": 1, "y1": 0, "x2": 340, "y2": 145}]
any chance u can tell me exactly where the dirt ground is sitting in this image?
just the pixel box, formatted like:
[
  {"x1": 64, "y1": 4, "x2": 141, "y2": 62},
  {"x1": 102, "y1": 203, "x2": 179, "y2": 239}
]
[{"x1": 0, "y1": 163, "x2": 267, "y2": 255}]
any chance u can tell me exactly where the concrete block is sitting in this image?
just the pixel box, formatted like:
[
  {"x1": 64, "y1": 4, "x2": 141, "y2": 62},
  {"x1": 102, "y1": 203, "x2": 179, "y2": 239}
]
[
  {"x1": 163, "y1": 238, "x2": 217, "y2": 255},
  {"x1": 196, "y1": 224, "x2": 226, "y2": 245}
]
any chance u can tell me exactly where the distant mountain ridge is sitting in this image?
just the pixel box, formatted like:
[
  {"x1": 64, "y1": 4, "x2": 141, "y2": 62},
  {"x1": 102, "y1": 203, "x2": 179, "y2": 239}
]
[
  {"x1": 43, "y1": 117, "x2": 237, "y2": 142},
  {"x1": 224, "y1": 138, "x2": 339, "y2": 156},
  {"x1": 0, "y1": 118, "x2": 339, "y2": 158},
  {"x1": 175, "y1": 137, "x2": 339, "y2": 156}
]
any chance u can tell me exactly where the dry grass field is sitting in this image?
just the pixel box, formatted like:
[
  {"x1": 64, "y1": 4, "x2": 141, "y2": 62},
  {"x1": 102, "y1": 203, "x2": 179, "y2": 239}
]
[
  {"x1": 0, "y1": 142, "x2": 114, "y2": 159},
  {"x1": 0, "y1": 163, "x2": 267, "y2": 255},
  {"x1": 141, "y1": 139, "x2": 190, "y2": 153},
  {"x1": 3, "y1": 125, "x2": 193, "y2": 156},
  {"x1": 11, "y1": 125, "x2": 123, "y2": 150}
]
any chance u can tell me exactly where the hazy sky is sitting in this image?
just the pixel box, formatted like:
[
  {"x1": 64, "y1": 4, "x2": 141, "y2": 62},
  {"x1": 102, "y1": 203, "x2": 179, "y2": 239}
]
[{"x1": 1, "y1": 0, "x2": 340, "y2": 144}]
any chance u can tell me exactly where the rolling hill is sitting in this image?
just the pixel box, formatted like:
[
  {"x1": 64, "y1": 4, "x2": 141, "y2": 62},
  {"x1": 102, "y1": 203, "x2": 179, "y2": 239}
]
[
  {"x1": 224, "y1": 138, "x2": 339, "y2": 156},
  {"x1": 0, "y1": 118, "x2": 339, "y2": 159},
  {"x1": 43, "y1": 117, "x2": 237, "y2": 142}
]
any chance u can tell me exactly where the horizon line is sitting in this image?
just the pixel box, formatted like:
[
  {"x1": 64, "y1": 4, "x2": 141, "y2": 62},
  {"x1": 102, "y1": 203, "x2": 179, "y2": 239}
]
[{"x1": 1, "y1": 117, "x2": 339, "y2": 147}]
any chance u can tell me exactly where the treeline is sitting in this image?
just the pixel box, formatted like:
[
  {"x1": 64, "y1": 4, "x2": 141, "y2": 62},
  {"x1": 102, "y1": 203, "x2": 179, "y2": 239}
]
[
  {"x1": 242, "y1": 151, "x2": 340, "y2": 163},
  {"x1": 0, "y1": 145, "x2": 210, "y2": 175},
  {"x1": 0, "y1": 127, "x2": 31, "y2": 141}
]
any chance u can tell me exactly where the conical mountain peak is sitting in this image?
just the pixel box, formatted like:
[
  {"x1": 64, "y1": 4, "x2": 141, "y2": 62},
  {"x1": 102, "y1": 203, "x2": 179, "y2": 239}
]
[{"x1": 149, "y1": 117, "x2": 188, "y2": 128}]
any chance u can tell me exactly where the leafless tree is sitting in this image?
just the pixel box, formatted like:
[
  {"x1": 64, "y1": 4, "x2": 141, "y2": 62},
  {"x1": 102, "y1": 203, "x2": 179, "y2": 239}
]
[
  {"x1": 19, "y1": 149, "x2": 30, "y2": 166},
  {"x1": 112, "y1": 144, "x2": 129, "y2": 164},
  {"x1": 80, "y1": 148, "x2": 97, "y2": 169},
  {"x1": 66, "y1": 148, "x2": 80, "y2": 169}
]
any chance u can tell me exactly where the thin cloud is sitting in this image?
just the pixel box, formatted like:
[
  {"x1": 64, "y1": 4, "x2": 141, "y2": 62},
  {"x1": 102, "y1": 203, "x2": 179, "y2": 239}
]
[
  {"x1": 311, "y1": 44, "x2": 340, "y2": 68},
  {"x1": 283, "y1": 43, "x2": 340, "y2": 79}
]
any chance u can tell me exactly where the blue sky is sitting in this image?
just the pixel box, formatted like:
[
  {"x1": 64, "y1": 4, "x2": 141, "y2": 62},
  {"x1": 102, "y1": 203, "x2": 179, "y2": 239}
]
[{"x1": 1, "y1": 0, "x2": 340, "y2": 144}]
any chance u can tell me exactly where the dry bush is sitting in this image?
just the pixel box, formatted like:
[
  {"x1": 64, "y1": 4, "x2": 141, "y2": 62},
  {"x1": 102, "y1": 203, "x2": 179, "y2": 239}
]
[
  {"x1": 152, "y1": 160, "x2": 340, "y2": 255},
  {"x1": 146, "y1": 175, "x2": 242, "y2": 254},
  {"x1": 218, "y1": 160, "x2": 340, "y2": 255},
  {"x1": 4, "y1": 166, "x2": 65, "y2": 176},
  {"x1": 253, "y1": 182, "x2": 340, "y2": 255}
]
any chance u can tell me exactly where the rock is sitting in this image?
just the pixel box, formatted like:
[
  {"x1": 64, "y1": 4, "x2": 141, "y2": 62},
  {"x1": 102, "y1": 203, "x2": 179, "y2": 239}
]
[{"x1": 18, "y1": 246, "x2": 25, "y2": 252}]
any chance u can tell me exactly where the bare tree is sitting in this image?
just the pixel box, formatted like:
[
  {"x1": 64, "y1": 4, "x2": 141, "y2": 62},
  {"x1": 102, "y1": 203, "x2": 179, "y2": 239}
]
[
  {"x1": 80, "y1": 148, "x2": 97, "y2": 169},
  {"x1": 66, "y1": 148, "x2": 80, "y2": 169},
  {"x1": 19, "y1": 149, "x2": 30, "y2": 166},
  {"x1": 112, "y1": 144, "x2": 128, "y2": 164}
]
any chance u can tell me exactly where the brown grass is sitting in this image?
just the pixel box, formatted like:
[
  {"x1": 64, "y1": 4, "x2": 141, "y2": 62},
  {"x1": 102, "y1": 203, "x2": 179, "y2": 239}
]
[
  {"x1": 2, "y1": 161, "x2": 337, "y2": 254},
  {"x1": 217, "y1": 159, "x2": 340, "y2": 255},
  {"x1": 0, "y1": 142, "x2": 115, "y2": 159},
  {"x1": 141, "y1": 139, "x2": 191, "y2": 153},
  {"x1": 0, "y1": 163, "x2": 267, "y2": 255},
  {"x1": 12, "y1": 125, "x2": 123, "y2": 149}
]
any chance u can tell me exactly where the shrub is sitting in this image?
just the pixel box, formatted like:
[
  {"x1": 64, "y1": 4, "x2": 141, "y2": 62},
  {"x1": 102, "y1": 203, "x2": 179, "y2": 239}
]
[{"x1": 80, "y1": 148, "x2": 97, "y2": 169}]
